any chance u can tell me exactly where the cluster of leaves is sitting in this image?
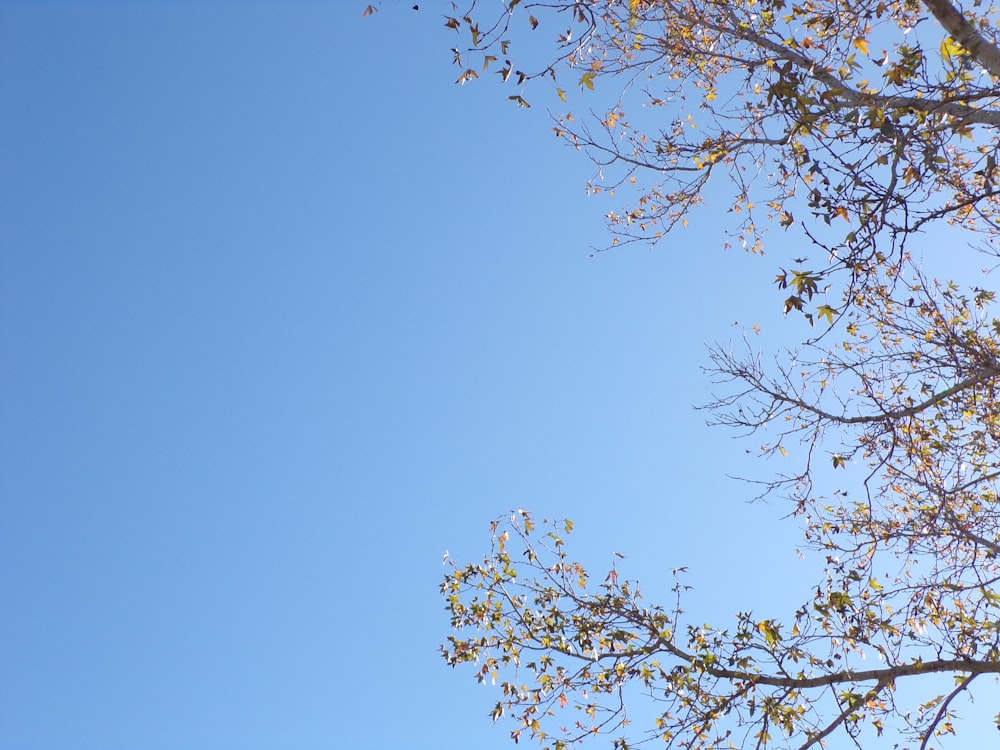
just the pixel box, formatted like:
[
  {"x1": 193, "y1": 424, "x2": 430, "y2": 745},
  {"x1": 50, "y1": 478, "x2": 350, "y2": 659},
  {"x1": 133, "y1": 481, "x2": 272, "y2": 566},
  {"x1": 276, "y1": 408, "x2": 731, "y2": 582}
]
[
  {"x1": 704, "y1": 264, "x2": 1000, "y2": 739},
  {"x1": 439, "y1": 255, "x2": 1000, "y2": 747},
  {"x1": 420, "y1": 0, "x2": 1000, "y2": 318}
]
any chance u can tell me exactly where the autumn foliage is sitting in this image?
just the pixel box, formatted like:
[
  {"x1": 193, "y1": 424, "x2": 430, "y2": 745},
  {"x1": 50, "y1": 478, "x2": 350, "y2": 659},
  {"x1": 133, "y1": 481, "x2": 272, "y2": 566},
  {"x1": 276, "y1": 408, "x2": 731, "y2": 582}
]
[{"x1": 371, "y1": 0, "x2": 1000, "y2": 747}]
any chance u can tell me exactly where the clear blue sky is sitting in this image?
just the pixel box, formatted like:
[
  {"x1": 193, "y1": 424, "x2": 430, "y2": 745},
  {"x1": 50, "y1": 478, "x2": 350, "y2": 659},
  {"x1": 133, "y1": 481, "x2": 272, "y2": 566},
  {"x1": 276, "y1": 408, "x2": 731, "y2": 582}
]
[{"x1": 0, "y1": 3, "x2": 990, "y2": 749}]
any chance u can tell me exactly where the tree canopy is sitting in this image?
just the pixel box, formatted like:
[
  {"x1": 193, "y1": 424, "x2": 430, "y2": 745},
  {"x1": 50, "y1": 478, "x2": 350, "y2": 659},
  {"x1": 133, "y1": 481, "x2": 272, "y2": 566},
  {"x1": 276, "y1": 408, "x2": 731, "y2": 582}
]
[
  {"x1": 434, "y1": 0, "x2": 1000, "y2": 292},
  {"x1": 371, "y1": 0, "x2": 1000, "y2": 747}
]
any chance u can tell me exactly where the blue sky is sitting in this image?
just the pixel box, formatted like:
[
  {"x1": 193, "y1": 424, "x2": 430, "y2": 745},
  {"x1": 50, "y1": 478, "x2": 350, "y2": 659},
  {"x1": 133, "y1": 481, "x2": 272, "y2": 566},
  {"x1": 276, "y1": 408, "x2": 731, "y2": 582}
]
[{"x1": 1, "y1": 3, "x2": 992, "y2": 749}]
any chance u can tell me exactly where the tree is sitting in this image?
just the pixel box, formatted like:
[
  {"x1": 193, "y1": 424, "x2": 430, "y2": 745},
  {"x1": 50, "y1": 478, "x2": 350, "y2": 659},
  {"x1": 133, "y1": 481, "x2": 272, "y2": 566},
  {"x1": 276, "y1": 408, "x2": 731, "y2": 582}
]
[
  {"x1": 429, "y1": 0, "x2": 1000, "y2": 300},
  {"x1": 442, "y1": 272, "x2": 1000, "y2": 748},
  {"x1": 378, "y1": 1, "x2": 1000, "y2": 747}
]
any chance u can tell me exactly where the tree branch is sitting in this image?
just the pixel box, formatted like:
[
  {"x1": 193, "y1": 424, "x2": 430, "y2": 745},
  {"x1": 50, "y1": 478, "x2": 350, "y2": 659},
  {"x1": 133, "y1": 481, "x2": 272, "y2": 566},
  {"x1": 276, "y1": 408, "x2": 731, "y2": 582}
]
[
  {"x1": 922, "y1": 0, "x2": 1000, "y2": 79},
  {"x1": 918, "y1": 673, "x2": 977, "y2": 750},
  {"x1": 707, "y1": 5, "x2": 1000, "y2": 126},
  {"x1": 798, "y1": 683, "x2": 886, "y2": 750},
  {"x1": 689, "y1": 654, "x2": 1000, "y2": 690},
  {"x1": 749, "y1": 364, "x2": 1000, "y2": 426}
]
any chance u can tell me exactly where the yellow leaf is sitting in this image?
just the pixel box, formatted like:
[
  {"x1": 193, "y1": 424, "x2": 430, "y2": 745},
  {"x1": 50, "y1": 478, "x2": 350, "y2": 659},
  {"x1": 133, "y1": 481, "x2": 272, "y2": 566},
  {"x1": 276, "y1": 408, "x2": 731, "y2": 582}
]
[
  {"x1": 940, "y1": 36, "x2": 964, "y2": 63},
  {"x1": 853, "y1": 37, "x2": 869, "y2": 55}
]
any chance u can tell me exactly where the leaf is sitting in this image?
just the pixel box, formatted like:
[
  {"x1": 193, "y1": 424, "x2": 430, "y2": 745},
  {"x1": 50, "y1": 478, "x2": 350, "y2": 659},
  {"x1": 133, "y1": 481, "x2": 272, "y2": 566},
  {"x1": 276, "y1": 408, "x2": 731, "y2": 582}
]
[
  {"x1": 361, "y1": 4, "x2": 376, "y2": 17},
  {"x1": 579, "y1": 72, "x2": 595, "y2": 90},
  {"x1": 817, "y1": 304, "x2": 836, "y2": 325},
  {"x1": 757, "y1": 620, "x2": 780, "y2": 646},
  {"x1": 940, "y1": 36, "x2": 964, "y2": 63},
  {"x1": 508, "y1": 95, "x2": 531, "y2": 108},
  {"x1": 556, "y1": 87, "x2": 566, "y2": 102},
  {"x1": 783, "y1": 295, "x2": 804, "y2": 314}
]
